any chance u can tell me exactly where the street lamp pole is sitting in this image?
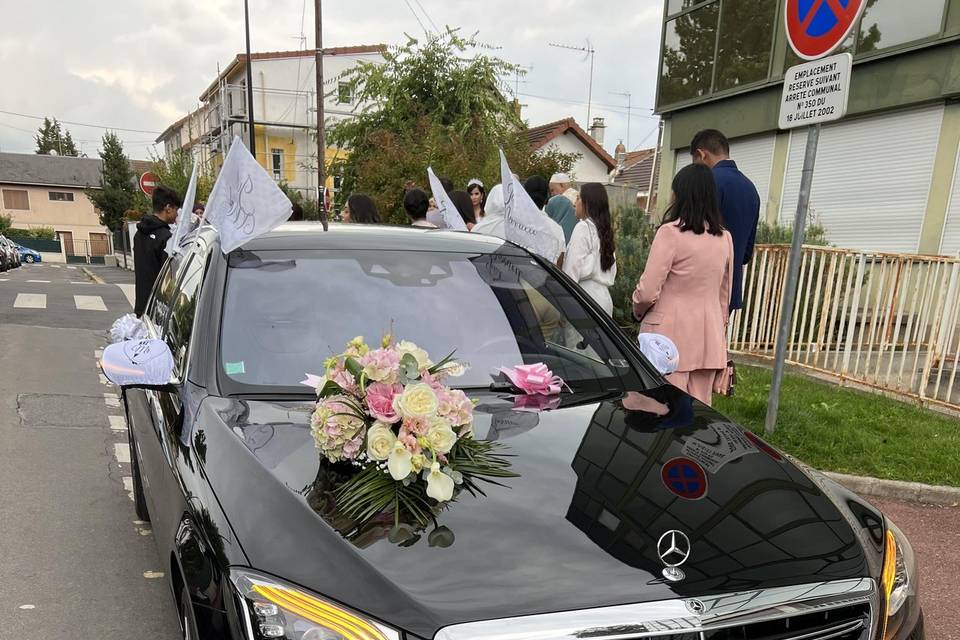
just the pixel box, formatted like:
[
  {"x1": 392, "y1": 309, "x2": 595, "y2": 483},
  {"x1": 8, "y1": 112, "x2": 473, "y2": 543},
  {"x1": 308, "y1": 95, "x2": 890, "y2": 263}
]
[
  {"x1": 243, "y1": 0, "x2": 256, "y2": 155},
  {"x1": 315, "y1": 0, "x2": 328, "y2": 230}
]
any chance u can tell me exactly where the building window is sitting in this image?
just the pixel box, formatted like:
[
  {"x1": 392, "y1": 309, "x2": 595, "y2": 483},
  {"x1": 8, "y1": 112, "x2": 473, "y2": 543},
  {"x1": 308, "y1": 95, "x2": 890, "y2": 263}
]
[
  {"x1": 48, "y1": 191, "x2": 75, "y2": 202},
  {"x1": 666, "y1": 0, "x2": 708, "y2": 16},
  {"x1": 858, "y1": 0, "x2": 945, "y2": 53},
  {"x1": 271, "y1": 148, "x2": 284, "y2": 182},
  {"x1": 337, "y1": 82, "x2": 353, "y2": 105},
  {"x1": 715, "y1": 0, "x2": 777, "y2": 91},
  {"x1": 2, "y1": 189, "x2": 29, "y2": 210},
  {"x1": 660, "y1": 1, "x2": 720, "y2": 105}
]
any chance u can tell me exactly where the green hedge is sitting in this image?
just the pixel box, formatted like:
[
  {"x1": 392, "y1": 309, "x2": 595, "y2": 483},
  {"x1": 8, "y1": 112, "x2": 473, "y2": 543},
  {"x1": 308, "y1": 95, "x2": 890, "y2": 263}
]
[{"x1": 8, "y1": 227, "x2": 56, "y2": 241}]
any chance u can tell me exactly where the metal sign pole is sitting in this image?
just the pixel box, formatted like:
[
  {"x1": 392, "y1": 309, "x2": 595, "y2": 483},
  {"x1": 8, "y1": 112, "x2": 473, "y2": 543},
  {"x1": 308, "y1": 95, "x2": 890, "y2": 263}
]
[{"x1": 764, "y1": 123, "x2": 820, "y2": 434}]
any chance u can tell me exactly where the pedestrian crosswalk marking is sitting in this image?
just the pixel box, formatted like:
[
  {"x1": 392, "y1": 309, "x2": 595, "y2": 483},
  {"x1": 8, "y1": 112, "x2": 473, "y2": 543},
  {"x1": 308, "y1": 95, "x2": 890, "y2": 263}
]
[
  {"x1": 49, "y1": 265, "x2": 61, "y2": 269},
  {"x1": 74, "y1": 295, "x2": 107, "y2": 311},
  {"x1": 116, "y1": 284, "x2": 135, "y2": 308},
  {"x1": 108, "y1": 415, "x2": 126, "y2": 431},
  {"x1": 67, "y1": 266, "x2": 77, "y2": 270},
  {"x1": 103, "y1": 393, "x2": 120, "y2": 408},
  {"x1": 114, "y1": 442, "x2": 130, "y2": 464},
  {"x1": 14, "y1": 293, "x2": 46, "y2": 309},
  {"x1": 27, "y1": 279, "x2": 51, "y2": 283},
  {"x1": 0, "y1": 278, "x2": 7, "y2": 282}
]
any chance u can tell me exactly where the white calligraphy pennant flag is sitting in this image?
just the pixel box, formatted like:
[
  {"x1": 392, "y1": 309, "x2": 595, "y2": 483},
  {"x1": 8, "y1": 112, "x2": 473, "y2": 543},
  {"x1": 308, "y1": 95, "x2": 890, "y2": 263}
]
[
  {"x1": 205, "y1": 136, "x2": 292, "y2": 253},
  {"x1": 426, "y1": 167, "x2": 467, "y2": 231},
  {"x1": 499, "y1": 150, "x2": 563, "y2": 262},
  {"x1": 166, "y1": 160, "x2": 199, "y2": 256}
]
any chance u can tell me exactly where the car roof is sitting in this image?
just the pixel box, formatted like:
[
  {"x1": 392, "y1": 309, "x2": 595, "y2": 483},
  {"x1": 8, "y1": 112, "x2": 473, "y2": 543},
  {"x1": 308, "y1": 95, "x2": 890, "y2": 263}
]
[{"x1": 232, "y1": 222, "x2": 526, "y2": 255}]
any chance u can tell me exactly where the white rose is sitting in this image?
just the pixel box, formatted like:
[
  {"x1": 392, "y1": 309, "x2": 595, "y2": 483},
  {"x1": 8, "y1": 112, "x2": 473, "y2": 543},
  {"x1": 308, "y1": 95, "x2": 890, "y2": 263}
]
[
  {"x1": 387, "y1": 441, "x2": 413, "y2": 480},
  {"x1": 426, "y1": 462, "x2": 455, "y2": 502},
  {"x1": 396, "y1": 340, "x2": 432, "y2": 369},
  {"x1": 393, "y1": 383, "x2": 439, "y2": 419},
  {"x1": 426, "y1": 419, "x2": 457, "y2": 455},
  {"x1": 366, "y1": 423, "x2": 397, "y2": 461}
]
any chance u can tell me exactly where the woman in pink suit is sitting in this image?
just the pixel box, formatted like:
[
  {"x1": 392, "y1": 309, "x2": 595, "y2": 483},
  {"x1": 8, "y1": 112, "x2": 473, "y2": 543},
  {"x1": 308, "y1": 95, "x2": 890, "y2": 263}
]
[{"x1": 632, "y1": 164, "x2": 733, "y2": 406}]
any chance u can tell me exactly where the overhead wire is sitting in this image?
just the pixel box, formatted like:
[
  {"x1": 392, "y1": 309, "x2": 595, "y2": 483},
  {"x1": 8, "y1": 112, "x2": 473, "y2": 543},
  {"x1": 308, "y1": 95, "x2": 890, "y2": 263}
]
[{"x1": 0, "y1": 109, "x2": 162, "y2": 134}]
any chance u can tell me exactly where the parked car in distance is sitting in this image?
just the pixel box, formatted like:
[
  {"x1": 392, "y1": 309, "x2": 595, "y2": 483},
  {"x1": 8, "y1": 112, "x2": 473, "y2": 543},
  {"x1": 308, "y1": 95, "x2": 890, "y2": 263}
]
[
  {"x1": 16, "y1": 243, "x2": 41, "y2": 263},
  {"x1": 104, "y1": 223, "x2": 924, "y2": 640},
  {"x1": 0, "y1": 235, "x2": 19, "y2": 270}
]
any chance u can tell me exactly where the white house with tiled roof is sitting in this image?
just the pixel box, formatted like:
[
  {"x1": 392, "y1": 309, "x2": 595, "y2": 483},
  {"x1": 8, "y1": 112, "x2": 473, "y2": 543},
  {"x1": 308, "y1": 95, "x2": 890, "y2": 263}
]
[{"x1": 523, "y1": 117, "x2": 618, "y2": 184}]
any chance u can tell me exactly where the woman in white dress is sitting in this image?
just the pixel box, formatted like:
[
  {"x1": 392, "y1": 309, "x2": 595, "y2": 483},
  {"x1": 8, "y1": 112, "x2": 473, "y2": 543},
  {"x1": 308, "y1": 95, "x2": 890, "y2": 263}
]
[{"x1": 562, "y1": 183, "x2": 617, "y2": 315}]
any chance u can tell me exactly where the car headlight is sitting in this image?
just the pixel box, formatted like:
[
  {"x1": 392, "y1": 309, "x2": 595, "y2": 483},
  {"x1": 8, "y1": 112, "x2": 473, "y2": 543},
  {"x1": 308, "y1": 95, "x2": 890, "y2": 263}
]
[
  {"x1": 880, "y1": 520, "x2": 917, "y2": 638},
  {"x1": 231, "y1": 568, "x2": 401, "y2": 640}
]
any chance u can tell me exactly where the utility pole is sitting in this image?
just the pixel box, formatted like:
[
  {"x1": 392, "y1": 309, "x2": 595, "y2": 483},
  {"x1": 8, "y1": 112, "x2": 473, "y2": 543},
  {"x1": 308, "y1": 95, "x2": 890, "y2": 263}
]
[
  {"x1": 315, "y1": 0, "x2": 329, "y2": 230},
  {"x1": 611, "y1": 91, "x2": 632, "y2": 148},
  {"x1": 549, "y1": 41, "x2": 595, "y2": 125},
  {"x1": 243, "y1": 0, "x2": 256, "y2": 155}
]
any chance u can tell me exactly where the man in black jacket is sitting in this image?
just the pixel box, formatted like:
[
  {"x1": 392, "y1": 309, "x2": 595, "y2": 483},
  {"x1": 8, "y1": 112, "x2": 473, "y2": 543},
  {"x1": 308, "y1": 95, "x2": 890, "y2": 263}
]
[{"x1": 133, "y1": 185, "x2": 181, "y2": 317}]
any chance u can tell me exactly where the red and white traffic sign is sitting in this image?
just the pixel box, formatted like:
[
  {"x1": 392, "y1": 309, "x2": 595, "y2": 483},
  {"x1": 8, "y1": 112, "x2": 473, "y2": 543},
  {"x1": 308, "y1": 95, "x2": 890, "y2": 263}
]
[
  {"x1": 139, "y1": 171, "x2": 159, "y2": 196},
  {"x1": 785, "y1": 0, "x2": 867, "y2": 61}
]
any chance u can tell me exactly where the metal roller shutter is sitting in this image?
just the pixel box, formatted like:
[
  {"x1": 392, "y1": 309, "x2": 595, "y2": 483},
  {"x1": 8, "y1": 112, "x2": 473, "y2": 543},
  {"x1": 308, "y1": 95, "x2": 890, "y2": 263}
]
[
  {"x1": 779, "y1": 105, "x2": 943, "y2": 253},
  {"x1": 939, "y1": 147, "x2": 960, "y2": 257},
  {"x1": 674, "y1": 134, "x2": 776, "y2": 210}
]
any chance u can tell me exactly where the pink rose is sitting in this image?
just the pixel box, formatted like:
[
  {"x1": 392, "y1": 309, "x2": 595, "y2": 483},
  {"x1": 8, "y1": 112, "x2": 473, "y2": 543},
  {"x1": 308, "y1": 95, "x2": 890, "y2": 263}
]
[{"x1": 366, "y1": 382, "x2": 403, "y2": 424}]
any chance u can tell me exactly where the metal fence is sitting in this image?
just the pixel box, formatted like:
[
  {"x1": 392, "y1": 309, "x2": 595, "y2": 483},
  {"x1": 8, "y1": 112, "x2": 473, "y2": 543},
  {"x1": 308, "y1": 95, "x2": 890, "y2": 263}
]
[{"x1": 729, "y1": 245, "x2": 960, "y2": 411}]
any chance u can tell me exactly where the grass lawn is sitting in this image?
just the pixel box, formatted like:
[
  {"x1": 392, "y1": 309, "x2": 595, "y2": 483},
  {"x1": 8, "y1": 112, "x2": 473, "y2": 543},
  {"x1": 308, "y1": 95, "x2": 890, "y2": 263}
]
[{"x1": 714, "y1": 365, "x2": 960, "y2": 487}]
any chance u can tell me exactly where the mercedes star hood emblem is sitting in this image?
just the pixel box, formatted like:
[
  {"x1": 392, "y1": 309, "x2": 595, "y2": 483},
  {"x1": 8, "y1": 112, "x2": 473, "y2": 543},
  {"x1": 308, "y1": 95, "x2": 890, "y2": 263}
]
[{"x1": 657, "y1": 530, "x2": 691, "y2": 582}]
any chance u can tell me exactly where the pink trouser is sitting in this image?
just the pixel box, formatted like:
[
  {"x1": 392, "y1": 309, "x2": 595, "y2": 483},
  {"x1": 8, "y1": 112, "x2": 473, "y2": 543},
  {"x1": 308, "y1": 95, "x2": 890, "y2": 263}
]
[{"x1": 667, "y1": 369, "x2": 721, "y2": 406}]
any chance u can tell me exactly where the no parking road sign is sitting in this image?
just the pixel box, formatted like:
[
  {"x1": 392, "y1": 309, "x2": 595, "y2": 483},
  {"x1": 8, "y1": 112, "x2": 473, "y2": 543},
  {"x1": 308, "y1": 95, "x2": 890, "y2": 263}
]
[{"x1": 785, "y1": 0, "x2": 867, "y2": 60}]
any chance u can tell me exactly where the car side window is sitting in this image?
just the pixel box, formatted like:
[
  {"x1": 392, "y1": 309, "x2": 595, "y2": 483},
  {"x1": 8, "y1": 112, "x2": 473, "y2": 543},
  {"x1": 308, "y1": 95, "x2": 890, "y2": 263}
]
[
  {"x1": 165, "y1": 253, "x2": 206, "y2": 378},
  {"x1": 146, "y1": 262, "x2": 177, "y2": 334}
]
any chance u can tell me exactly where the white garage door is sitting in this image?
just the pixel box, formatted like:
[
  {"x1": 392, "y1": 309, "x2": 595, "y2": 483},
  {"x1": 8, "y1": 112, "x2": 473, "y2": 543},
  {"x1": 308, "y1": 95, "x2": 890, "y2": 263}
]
[
  {"x1": 674, "y1": 134, "x2": 776, "y2": 212},
  {"x1": 780, "y1": 105, "x2": 943, "y2": 253},
  {"x1": 939, "y1": 147, "x2": 960, "y2": 257}
]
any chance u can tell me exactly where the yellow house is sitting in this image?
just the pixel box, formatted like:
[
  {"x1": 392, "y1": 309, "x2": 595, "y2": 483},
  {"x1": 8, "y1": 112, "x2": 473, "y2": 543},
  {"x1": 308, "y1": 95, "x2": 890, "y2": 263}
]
[{"x1": 0, "y1": 152, "x2": 110, "y2": 257}]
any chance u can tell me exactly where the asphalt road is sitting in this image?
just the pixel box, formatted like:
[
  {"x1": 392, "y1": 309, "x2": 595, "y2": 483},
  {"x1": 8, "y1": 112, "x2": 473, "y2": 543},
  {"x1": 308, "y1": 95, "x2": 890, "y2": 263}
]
[
  {"x1": 0, "y1": 262, "x2": 180, "y2": 639},
  {"x1": 0, "y1": 262, "x2": 956, "y2": 639}
]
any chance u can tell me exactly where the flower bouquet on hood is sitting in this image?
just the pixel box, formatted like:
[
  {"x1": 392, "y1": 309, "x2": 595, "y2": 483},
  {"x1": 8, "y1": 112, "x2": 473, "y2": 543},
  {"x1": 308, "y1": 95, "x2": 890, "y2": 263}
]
[{"x1": 305, "y1": 335, "x2": 517, "y2": 533}]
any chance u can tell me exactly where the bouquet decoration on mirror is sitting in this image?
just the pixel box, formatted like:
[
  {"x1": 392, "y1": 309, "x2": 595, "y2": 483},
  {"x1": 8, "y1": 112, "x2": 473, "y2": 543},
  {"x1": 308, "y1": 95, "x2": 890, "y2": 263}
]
[{"x1": 303, "y1": 335, "x2": 517, "y2": 545}]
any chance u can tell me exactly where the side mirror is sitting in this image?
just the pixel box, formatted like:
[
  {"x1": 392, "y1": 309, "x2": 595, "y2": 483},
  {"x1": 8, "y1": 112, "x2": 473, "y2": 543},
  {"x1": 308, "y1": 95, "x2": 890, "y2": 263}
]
[{"x1": 101, "y1": 339, "x2": 176, "y2": 389}]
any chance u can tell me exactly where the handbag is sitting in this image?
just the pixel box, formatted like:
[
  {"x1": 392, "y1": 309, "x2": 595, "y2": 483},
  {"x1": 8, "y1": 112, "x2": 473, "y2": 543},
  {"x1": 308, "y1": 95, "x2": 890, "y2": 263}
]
[{"x1": 713, "y1": 359, "x2": 737, "y2": 397}]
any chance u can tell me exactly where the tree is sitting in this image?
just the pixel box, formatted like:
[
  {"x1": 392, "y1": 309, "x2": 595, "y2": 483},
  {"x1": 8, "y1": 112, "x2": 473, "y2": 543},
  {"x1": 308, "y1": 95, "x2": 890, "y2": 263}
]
[
  {"x1": 150, "y1": 149, "x2": 214, "y2": 208},
  {"x1": 35, "y1": 117, "x2": 79, "y2": 156},
  {"x1": 329, "y1": 29, "x2": 578, "y2": 224},
  {"x1": 87, "y1": 132, "x2": 136, "y2": 232}
]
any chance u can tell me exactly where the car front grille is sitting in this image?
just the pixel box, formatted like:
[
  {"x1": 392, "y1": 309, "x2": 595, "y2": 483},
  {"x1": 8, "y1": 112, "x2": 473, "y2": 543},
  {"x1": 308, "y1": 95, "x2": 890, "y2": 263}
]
[
  {"x1": 434, "y1": 579, "x2": 878, "y2": 640},
  {"x1": 701, "y1": 603, "x2": 870, "y2": 640}
]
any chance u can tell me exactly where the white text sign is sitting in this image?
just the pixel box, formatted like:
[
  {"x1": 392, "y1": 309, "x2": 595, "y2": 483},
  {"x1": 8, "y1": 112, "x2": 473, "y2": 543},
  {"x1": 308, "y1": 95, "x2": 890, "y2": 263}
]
[{"x1": 778, "y1": 52, "x2": 852, "y2": 130}]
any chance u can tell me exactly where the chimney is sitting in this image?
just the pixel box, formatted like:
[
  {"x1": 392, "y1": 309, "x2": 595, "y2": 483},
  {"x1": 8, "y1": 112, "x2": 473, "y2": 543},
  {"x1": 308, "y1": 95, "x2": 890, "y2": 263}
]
[
  {"x1": 589, "y1": 117, "x2": 606, "y2": 147},
  {"x1": 614, "y1": 140, "x2": 627, "y2": 167}
]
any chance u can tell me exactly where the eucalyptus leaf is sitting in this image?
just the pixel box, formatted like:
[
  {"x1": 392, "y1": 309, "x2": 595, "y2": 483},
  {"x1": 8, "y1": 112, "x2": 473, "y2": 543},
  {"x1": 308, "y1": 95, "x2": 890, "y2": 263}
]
[
  {"x1": 399, "y1": 353, "x2": 420, "y2": 381},
  {"x1": 428, "y1": 526, "x2": 455, "y2": 548}
]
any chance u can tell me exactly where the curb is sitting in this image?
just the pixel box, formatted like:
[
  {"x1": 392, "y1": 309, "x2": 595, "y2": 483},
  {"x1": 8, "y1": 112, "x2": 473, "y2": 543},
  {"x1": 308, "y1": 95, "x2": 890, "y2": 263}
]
[
  {"x1": 81, "y1": 266, "x2": 106, "y2": 285},
  {"x1": 824, "y1": 471, "x2": 960, "y2": 507}
]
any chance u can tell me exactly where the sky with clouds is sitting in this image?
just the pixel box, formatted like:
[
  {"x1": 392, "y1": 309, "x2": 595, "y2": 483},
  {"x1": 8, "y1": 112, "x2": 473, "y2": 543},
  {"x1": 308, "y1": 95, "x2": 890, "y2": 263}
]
[{"x1": 0, "y1": 0, "x2": 665, "y2": 160}]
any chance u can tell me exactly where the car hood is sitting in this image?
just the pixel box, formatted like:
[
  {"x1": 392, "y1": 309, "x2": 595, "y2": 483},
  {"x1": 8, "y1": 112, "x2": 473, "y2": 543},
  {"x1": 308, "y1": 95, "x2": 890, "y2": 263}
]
[{"x1": 196, "y1": 385, "x2": 885, "y2": 638}]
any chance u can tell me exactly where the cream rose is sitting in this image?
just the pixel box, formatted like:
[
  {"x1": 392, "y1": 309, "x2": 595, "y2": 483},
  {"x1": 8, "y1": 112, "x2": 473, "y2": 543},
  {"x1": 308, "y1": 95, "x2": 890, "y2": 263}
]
[
  {"x1": 366, "y1": 423, "x2": 397, "y2": 461},
  {"x1": 426, "y1": 418, "x2": 457, "y2": 455},
  {"x1": 396, "y1": 340, "x2": 432, "y2": 369},
  {"x1": 393, "y1": 383, "x2": 439, "y2": 419}
]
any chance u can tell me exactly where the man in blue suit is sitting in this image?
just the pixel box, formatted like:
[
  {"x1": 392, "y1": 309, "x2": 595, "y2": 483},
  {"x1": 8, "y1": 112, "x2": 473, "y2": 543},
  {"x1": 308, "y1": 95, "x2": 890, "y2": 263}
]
[{"x1": 690, "y1": 129, "x2": 760, "y2": 312}]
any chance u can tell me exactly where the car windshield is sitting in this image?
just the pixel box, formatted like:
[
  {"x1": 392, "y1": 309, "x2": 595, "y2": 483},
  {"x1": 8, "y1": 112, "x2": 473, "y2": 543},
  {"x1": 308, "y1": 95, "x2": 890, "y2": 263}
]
[{"x1": 219, "y1": 249, "x2": 649, "y2": 393}]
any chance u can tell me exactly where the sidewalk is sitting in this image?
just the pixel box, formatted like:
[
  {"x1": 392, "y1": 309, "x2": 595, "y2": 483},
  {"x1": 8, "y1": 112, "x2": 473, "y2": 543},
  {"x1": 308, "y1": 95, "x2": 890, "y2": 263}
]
[{"x1": 82, "y1": 264, "x2": 135, "y2": 286}]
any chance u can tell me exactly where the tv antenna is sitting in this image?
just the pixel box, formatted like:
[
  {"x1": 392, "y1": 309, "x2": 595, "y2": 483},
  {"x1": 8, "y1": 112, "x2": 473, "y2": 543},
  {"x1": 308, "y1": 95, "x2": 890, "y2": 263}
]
[
  {"x1": 549, "y1": 40, "x2": 596, "y2": 125},
  {"x1": 610, "y1": 91, "x2": 632, "y2": 148}
]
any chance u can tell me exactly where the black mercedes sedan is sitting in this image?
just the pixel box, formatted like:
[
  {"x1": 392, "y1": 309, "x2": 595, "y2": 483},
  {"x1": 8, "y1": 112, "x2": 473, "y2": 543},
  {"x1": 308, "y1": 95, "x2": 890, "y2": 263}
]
[{"x1": 108, "y1": 223, "x2": 923, "y2": 640}]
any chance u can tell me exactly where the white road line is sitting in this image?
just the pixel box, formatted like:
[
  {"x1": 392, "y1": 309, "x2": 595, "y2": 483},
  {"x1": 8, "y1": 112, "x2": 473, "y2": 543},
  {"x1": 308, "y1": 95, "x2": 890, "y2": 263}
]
[
  {"x1": 0, "y1": 278, "x2": 8, "y2": 282},
  {"x1": 49, "y1": 265, "x2": 62, "y2": 269},
  {"x1": 74, "y1": 295, "x2": 107, "y2": 311},
  {"x1": 70, "y1": 281, "x2": 91, "y2": 285},
  {"x1": 27, "y1": 279, "x2": 51, "y2": 283},
  {"x1": 98, "y1": 373, "x2": 110, "y2": 385},
  {"x1": 114, "y1": 443, "x2": 130, "y2": 464},
  {"x1": 103, "y1": 393, "x2": 120, "y2": 408},
  {"x1": 122, "y1": 477, "x2": 134, "y2": 501},
  {"x1": 95, "y1": 349, "x2": 103, "y2": 358},
  {"x1": 14, "y1": 293, "x2": 46, "y2": 309},
  {"x1": 67, "y1": 266, "x2": 77, "y2": 270},
  {"x1": 108, "y1": 415, "x2": 126, "y2": 431},
  {"x1": 143, "y1": 571, "x2": 165, "y2": 579},
  {"x1": 116, "y1": 283, "x2": 135, "y2": 308}
]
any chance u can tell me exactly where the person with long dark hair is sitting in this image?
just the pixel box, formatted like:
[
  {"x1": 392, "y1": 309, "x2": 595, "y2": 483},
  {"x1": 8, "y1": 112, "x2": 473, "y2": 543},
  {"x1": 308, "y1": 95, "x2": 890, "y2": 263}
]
[
  {"x1": 342, "y1": 194, "x2": 381, "y2": 224},
  {"x1": 563, "y1": 183, "x2": 617, "y2": 315},
  {"x1": 467, "y1": 179, "x2": 486, "y2": 221},
  {"x1": 632, "y1": 163, "x2": 733, "y2": 406},
  {"x1": 449, "y1": 190, "x2": 477, "y2": 230}
]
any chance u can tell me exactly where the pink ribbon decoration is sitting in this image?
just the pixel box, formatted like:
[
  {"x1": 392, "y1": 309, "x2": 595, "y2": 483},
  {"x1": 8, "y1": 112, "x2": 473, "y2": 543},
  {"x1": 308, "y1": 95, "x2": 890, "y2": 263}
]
[{"x1": 497, "y1": 363, "x2": 568, "y2": 396}]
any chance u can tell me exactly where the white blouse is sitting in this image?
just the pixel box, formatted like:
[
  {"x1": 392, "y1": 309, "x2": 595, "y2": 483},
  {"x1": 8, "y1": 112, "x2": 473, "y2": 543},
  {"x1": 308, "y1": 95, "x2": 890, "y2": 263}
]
[{"x1": 563, "y1": 218, "x2": 617, "y2": 315}]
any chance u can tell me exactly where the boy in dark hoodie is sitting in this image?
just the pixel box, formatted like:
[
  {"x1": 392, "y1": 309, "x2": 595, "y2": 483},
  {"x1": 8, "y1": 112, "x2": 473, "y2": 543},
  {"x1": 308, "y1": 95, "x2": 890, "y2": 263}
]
[{"x1": 133, "y1": 185, "x2": 181, "y2": 317}]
